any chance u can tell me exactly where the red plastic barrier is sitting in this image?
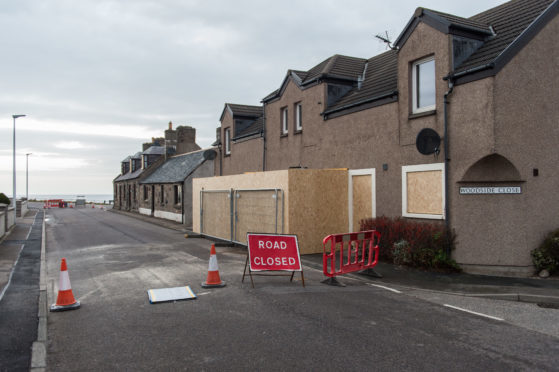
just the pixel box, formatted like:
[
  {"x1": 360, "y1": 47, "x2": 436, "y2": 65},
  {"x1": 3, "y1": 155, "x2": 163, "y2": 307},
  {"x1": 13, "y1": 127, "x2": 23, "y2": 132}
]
[
  {"x1": 323, "y1": 230, "x2": 380, "y2": 279},
  {"x1": 47, "y1": 199, "x2": 64, "y2": 208}
]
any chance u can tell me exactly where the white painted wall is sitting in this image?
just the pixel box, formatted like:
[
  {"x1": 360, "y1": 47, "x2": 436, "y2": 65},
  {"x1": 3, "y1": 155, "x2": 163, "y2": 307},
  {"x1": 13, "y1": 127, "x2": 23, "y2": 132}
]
[{"x1": 154, "y1": 210, "x2": 182, "y2": 223}]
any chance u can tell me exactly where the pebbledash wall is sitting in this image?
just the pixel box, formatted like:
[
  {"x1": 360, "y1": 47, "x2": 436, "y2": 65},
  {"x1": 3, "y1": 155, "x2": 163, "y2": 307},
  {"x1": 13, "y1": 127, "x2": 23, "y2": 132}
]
[{"x1": 209, "y1": 1, "x2": 559, "y2": 276}]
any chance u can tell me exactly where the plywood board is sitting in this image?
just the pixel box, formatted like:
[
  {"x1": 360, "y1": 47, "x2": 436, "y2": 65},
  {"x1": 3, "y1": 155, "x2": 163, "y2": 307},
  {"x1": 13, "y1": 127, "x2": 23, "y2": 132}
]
[
  {"x1": 352, "y1": 174, "x2": 372, "y2": 231},
  {"x1": 288, "y1": 169, "x2": 348, "y2": 254},
  {"x1": 406, "y1": 170, "x2": 443, "y2": 214},
  {"x1": 201, "y1": 191, "x2": 231, "y2": 240},
  {"x1": 234, "y1": 190, "x2": 282, "y2": 244}
]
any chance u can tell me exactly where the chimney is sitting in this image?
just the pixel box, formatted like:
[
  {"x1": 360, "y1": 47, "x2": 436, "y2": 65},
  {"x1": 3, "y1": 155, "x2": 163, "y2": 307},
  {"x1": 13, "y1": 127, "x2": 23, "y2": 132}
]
[
  {"x1": 169, "y1": 121, "x2": 173, "y2": 130},
  {"x1": 176, "y1": 126, "x2": 201, "y2": 155}
]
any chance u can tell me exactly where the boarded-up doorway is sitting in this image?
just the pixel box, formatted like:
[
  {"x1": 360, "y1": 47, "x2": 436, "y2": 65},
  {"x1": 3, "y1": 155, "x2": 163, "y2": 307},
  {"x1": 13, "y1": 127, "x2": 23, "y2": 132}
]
[{"x1": 348, "y1": 169, "x2": 376, "y2": 232}]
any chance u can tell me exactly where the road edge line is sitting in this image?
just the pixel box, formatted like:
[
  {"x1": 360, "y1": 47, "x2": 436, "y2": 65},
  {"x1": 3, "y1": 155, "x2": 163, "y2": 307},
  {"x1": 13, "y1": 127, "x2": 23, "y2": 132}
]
[
  {"x1": 31, "y1": 211, "x2": 47, "y2": 371},
  {"x1": 443, "y1": 304, "x2": 504, "y2": 321}
]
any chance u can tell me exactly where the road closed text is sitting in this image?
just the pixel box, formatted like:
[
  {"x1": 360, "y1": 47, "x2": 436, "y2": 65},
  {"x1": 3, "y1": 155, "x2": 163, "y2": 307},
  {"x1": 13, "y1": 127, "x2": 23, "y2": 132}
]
[
  {"x1": 253, "y1": 256, "x2": 297, "y2": 266},
  {"x1": 247, "y1": 234, "x2": 302, "y2": 271}
]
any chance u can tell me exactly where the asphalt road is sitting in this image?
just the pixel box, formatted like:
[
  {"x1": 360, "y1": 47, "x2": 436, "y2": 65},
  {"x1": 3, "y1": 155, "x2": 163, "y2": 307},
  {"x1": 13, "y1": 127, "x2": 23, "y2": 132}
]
[{"x1": 45, "y1": 207, "x2": 559, "y2": 371}]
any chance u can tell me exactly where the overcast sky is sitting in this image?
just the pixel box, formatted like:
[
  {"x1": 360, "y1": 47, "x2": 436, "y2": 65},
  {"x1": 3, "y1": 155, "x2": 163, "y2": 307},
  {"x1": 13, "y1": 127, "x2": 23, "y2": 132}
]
[{"x1": 0, "y1": 0, "x2": 505, "y2": 197}]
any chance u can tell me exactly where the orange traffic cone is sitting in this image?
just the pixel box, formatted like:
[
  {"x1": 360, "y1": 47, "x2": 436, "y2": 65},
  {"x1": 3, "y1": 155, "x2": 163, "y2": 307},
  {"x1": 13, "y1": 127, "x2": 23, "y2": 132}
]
[
  {"x1": 50, "y1": 258, "x2": 81, "y2": 312},
  {"x1": 201, "y1": 244, "x2": 226, "y2": 288}
]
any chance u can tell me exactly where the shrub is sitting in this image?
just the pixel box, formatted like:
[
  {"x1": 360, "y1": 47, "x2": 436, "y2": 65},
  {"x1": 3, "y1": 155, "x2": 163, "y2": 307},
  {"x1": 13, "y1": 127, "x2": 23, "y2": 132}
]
[
  {"x1": 360, "y1": 216, "x2": 460, "y2": 272},
  {"x1": 531, "y1": 229, "x2": 559, "y2": 274},
  {"x1": 0, "y1": 193, "x2": 10, "y2": 205}
]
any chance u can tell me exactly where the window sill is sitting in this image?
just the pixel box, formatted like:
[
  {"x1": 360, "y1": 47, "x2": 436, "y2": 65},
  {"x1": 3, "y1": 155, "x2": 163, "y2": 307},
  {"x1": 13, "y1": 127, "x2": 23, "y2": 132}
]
[
  {"x1": 409, "y1": 110, "x2": 436, "y2": 120},
  {"x1": 294, "y1": 129, "x2": 303, "y2": 135},
  {"x1": 224, "y1": 153, "x2": 231, "y2": 157},
  {"x1": 280, "y1": 134, "x2": 288, "y2": 138}
]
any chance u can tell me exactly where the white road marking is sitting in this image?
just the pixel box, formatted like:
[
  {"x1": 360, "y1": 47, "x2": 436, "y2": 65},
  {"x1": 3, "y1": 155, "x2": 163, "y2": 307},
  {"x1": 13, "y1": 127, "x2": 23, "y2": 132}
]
[
  {"x1": 444, "y1": 304, "x2": 504, "y2": 321},
  {"x1": 197, "y1": 292, "x2": 211, "y2": 296},
  {"x1": 367, "y1": 283, "x2": 402, "y2": 293}
]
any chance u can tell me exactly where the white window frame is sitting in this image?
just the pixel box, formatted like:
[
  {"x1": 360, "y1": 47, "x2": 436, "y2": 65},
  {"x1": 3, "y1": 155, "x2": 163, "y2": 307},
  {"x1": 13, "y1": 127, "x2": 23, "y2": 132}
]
[
  {"x1": 281, "y1": 107, "x2": 288, "y2": 135},
  {"x1": 411, "y1": 56, "x2": 436, "y2": 114},
  {"x1": 401, "y1": 163, "x2": 445, "y2": 220},
  {"x1": 348, "y1": 168, "x2": 376, "y2": 232},
  {"x1": 295, "y1": 103, "x2": 302, "y2": 131},
  {"x1": 224, "y1": 127, "x2": 231, "y2": 155}
]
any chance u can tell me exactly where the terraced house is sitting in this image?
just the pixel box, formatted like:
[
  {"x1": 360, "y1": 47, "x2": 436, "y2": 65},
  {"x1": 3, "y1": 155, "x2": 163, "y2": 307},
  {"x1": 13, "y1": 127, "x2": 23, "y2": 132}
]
[{"x1": 211, "y1": 0, "x2": 559, "y2": 276}]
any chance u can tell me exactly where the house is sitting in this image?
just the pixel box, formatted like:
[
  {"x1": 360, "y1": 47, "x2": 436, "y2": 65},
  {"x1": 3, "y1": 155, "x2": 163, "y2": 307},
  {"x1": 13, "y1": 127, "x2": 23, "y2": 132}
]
[
  {"x1": 207, "y1": 0, "x2": 559, "y2": 276},
  {"x1": 139, "y1": 148, "x2": 217, "y2": 227},
  {"x1": 113, "y1": 122, "x2": 203, "y2": 221}
]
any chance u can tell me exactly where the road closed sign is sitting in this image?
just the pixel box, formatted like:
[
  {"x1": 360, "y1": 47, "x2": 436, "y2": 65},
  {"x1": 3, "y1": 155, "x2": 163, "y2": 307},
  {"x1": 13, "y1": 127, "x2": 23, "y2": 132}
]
[{"x1": 247, "y1": 233, "x2": 302, "y2": 272}]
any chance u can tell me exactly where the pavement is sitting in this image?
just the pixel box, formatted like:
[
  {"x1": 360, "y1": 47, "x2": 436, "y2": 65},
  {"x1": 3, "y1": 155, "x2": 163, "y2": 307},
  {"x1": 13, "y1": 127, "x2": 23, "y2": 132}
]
[{"x1": 109, "y1": 208, "x2": 559, "y2": 305}]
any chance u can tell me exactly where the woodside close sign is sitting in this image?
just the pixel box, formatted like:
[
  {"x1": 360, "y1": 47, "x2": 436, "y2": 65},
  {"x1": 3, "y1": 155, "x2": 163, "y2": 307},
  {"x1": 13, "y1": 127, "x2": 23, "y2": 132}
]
[{"x1": 459, "y1": 186, "x2": 521, "y2": 195}]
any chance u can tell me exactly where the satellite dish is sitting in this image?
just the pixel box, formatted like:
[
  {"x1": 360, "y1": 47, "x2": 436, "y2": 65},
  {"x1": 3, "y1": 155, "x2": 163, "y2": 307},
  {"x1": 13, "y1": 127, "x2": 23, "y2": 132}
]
[{"x1": 416, "y1": 128, "x2": 441, "y2": 155}]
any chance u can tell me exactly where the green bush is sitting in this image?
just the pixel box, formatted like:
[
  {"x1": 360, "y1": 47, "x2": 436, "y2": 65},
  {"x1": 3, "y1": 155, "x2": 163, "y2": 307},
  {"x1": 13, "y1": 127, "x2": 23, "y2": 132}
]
[
  {"x1": 360, "y1": 216, "x2": 460, "y2": 272},
  {"x1": 531, "y1": 229, "x2": 559, "y2": 274},
  {"x1": 0, "y1": 193, "x2": 10, "y2": 205}
]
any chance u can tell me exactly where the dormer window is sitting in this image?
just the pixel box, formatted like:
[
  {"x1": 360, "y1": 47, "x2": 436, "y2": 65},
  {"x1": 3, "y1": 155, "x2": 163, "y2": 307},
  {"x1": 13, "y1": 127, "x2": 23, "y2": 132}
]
[
  {"x1": 412, "y1": 57, "x2": 436, "y2": 114},
  {"x1": 281, "y1": 107, "x2": 288, "y2": 135}
]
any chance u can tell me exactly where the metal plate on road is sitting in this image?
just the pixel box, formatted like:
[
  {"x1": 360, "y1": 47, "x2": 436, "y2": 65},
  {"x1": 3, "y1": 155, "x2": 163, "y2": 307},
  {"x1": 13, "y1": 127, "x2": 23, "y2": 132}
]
[{"x1": 147, "y1": 286, "x2": 197, "y2": 304}]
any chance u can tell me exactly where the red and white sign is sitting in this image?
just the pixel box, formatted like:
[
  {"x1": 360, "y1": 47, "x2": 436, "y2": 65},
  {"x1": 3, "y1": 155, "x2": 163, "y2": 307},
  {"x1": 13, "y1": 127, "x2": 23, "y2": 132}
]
[{"x1": 247, "y1": 233, "x2": 302, "y2": 272}]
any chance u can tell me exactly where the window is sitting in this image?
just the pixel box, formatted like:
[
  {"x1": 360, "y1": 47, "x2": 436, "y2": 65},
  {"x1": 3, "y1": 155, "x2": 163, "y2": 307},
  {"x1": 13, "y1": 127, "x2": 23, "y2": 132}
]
[
  {"x1": 133, "y1": 184, "x2": 136, "y2": 202},
  {"x1": 160, "y1": 185, "x2": 165, "y2": 206},
  {"x1": 174, "y1": 185, "x2": 182, "y2": 205},
  {"x1": 224, "y1": 128, "x2": 231, "y2": 155},
  {"x1": 295, "y1": 103, "x2": 302, "y2": 132},
  {"x1": 143, "y1": 185, "x2": 148, "y2": 201},
  {"x1": 411, "y1": 57, "x2": 436, "y2": 113},
  {"x1": 401, "y1": 163, "x2": 445, "y2": 220},
  {"x1": 281, "y1": 107, "x2": 288, "y2": 135}
]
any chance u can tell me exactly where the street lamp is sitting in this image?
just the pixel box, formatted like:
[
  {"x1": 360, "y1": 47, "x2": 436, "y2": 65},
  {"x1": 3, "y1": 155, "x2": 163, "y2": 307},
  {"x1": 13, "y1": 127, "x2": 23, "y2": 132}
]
[
  {"x1": 12, "y1": 114, "x2": 26, "y2": 209},
  {"x1": 26, "y1": 153, "x2": 32, "y2": 201}
]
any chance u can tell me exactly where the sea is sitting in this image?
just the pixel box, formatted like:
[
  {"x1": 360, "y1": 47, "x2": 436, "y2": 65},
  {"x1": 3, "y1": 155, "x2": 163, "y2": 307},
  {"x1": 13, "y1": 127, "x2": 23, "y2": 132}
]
[{"x1": 27, "y1": 194, "x2": 114, "y2": 204}]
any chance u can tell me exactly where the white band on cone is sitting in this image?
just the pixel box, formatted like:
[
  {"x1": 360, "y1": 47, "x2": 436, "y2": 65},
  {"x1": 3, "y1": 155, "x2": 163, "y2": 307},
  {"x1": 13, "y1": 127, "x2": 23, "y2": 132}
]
[
  {"x1": 208, "y1": 255, "x2": 219, "y2": 271},
  {"x1": 58, "y1": 270, "x2": 72, "y2": 291}
]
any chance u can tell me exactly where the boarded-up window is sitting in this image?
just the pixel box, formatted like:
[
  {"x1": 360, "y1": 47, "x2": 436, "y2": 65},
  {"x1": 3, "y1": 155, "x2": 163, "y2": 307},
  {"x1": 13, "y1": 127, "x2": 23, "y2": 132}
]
[{"x1": 402, "y1": 163, "x2": 444, "y2": 219}]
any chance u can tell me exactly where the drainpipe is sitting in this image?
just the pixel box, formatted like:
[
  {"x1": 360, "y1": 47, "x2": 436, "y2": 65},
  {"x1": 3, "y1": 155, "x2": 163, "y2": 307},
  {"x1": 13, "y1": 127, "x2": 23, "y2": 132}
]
[
  {"x1": 443, "y1": 77, "x2": 454, "y2": 256},
  {"x1": 262, "y1": 102, "x2": 267, "y2": 172}
]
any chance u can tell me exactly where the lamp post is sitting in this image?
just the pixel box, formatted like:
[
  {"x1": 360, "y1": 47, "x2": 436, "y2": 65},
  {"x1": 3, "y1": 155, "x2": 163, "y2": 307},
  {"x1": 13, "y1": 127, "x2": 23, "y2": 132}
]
[
  {"x1": 12, "y1": 114, "x2": 26, "y2": 209},
  {"x1": 26, "y1": 153, "x2": 32, "y2": 201}
]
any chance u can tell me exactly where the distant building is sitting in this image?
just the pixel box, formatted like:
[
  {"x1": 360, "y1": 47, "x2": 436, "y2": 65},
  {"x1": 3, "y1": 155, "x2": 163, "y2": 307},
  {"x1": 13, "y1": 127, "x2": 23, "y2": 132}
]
[{"x1": 113, "y1": 123, "x2": 214, "y2": 228}]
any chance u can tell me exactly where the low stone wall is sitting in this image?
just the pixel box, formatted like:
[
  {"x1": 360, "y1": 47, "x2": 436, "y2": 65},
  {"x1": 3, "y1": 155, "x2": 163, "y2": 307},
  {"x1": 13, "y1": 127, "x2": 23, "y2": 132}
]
[
  {"x1": 0, "y1": 210, "x2": 5, "y2": 238},
  {"x1": 16, "y1": 200, "x2": 28, "y2": 217}
]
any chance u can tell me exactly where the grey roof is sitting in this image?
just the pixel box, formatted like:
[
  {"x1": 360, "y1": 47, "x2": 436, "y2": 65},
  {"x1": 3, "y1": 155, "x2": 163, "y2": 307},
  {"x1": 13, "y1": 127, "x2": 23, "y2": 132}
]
[
  {"x1": 324, "y1": 50, "x2": 398, "y2": 115},
  {"x1": 121, "y1": 155, "x2": 131, "y2": 163},
  {"x1": 114, "y1": 168, "x2": 143, "y2": 182},
  {"x1": 141, "y1": 150, "x2": 211, "y2": 184},
  {"x1": 456, "y1": 0, "x2": 556, "y2": 73},
  {"x1": 142, "y1": 145, "x2": 165, "y2": 155},
  {"x1": 228, "y1": 103, "x2": 263, "y2": 117},
  {"x1": 131, "y1": 152, "x2": 142, "y2": 159},
  {"x1": 262, "y1": 55, "x2": 367, "y2": 103}
]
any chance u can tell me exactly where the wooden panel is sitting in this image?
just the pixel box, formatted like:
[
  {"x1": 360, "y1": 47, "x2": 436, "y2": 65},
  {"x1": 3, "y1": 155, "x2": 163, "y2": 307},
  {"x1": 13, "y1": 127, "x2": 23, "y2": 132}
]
[
  {"x1": 234, "y1": 190, "x2": 282, "y2": 244},
  {"x1": 406, "y1": 170, "x2": 443, "y2": 214},
  {"x1": 288, "y1": 169, "x2": 348, "y2": 254},
  {"x1": 201, "y1": 191, "x2": 231, "y2": 240},
  {"x1": 352, "y1": 175, "x2": 372, "y2": 231}
]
